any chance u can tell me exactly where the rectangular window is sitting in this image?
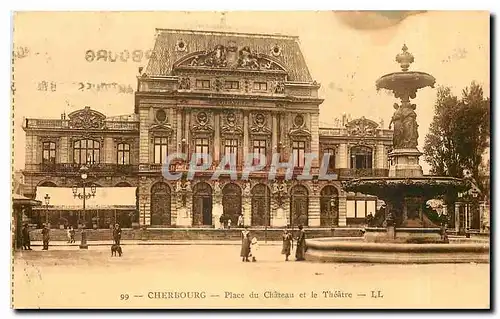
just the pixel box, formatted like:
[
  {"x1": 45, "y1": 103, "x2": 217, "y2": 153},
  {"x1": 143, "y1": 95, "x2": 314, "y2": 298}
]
[
  {"x1": 253, "y1": 82, "x2": 267, "y2": 91},
  {"x1": 356, "y1": 200, "x2": 367, "y2": 218},
  {"x1": 117, "y1": 143, "x2": 130, "y2": 165},
  {"x1": 323, "y1": 148, "x2": 336, "y2": 170},
  {"x1": 346, "y1": 200, "x2": 356, "y2": 218},
  {"x1": 153, "y1": 137, "x2": 168, "y2": 164},
  {"x1": 292, "y1": 141, "x2": 306, "y2": 167},
  {"x1": 73, "y1": 139, "x2": 100, "y2": 165},
  {"x1": 252, "y1": 140, "x2": 267, "y2": 165},
  {"x1": 225, "y1": 81, "x2": 239, "y2": 89},
  {"x1": 42, "y1": 142, "x2": 56, "y2": 164},
  {"x1": 224, "y1": 139, "x2": 238, "y2": 167},
  {"x1": 195, "y1": 79, "x2": 211, "y2": 89},
  {"x1": 195, "y1": 138, "x2": 210, "y2": 164}
]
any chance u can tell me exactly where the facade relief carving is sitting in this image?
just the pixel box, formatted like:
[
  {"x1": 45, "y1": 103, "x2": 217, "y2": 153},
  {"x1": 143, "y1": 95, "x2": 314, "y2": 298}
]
[
  {"x1": 178, "y1": 77, "x2": 191, "y2": 90},
  {"x1": 68, "y1": 106, "x2": 105, "y2": 130},
  {"x1": 221, "y1": 111, "x2": 243, "y2": 135},
  {"x1": 178, "y1": 44, "x2": 286, "y2": 72},
  {"x1": 346, "y1": 116, "x2": 378, "y2": 137},
  {"x1": 191, "y1": 111, "x2": 214, "y2": 132},
  {"x1": 289, "y1": 114, "x2": 311, "y2": 137},
  {"x1": 250, "y1": 113, "x2": 271, "y2": 134}
]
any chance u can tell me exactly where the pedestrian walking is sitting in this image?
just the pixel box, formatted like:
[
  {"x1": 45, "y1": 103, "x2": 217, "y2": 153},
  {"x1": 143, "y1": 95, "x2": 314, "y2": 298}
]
[
  {"x1": 113, "y1": 223, "x2": 122, "y2": 245},
  {"x1": 227, "y1": 218, "x2": 232, "y2": 230},
  {"x1": 281, "y1": 226, "x2": 292, "y2": 261},
  {"x1": 67, "y1": 226, "x2": 72, "y2": 243},
  {"x1": 219, "y1": 214, "x2": 225, "y2": 229},
  {"x1": 41, "y1": 224, "x2": 50, "y2": 250},
  {"x1": 237, "y1": 214, "x2": 244, "y2": 228},
  {"x1": 250, "y1": 237, "x2": 259, "y2": 262},
  {"x1": 295, "y1": 225, "x2": 306, "y2": 261},
  {"x1": 69, "y1": 226, "x2": 76, "y2": 243},
  {"x1": 22, "y1": 224, "x2": 32, "y2": 250},
  {"x1": 240, "y1": 227, "x2": 251, "y2": 262}
]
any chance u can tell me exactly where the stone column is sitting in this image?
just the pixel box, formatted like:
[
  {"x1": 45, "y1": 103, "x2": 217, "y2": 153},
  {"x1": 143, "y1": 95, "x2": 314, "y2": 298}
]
[
  {"x1": 104, "y1": 137, "x2": 114, "y2": 163},
  {"x1": 308, "y1": 189, "x2": 321, "y2": 227},
  {"x1": 454, "y1": 202, "x2": 461, "y2": 232},
  {"x1": 243, "y1": 112, "x2": 249, "y2": 166},
  {"x1": 184, "y1": 110, "x2": 190, "y2": 156},
  {"x1": 214, "y1": 113, "x2": 220, "y2": 163},
  {"x1": 272, "y1": 113, "x2": 278, "y2": 155},
  {"x1": 337, "y1": 193, "x2": 347, "y2": 226},
  {"x1": 338, "y1": 143, "x2": 348, "y2": 168},
  {"x1": 376, "y1": 143, "x2": 385, "y2": 169},
  {"x1": 176, "y1": 109, "x2": 183, "y2": 153},
  {"x1": 59, "y1": 136, "x2": 69, "y2": 163},
  {"x1": 310, "y1": 112, "x2": 320, "y2": 168}
]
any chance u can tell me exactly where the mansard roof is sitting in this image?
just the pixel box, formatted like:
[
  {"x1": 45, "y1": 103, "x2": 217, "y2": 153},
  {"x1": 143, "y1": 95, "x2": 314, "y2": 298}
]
[{"x1": 144, "y1": 28, "x2": 313, "y2": 82}]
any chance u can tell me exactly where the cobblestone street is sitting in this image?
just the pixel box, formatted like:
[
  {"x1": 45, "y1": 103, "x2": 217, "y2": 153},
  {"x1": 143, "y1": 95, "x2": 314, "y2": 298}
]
[{"x1": 13, "y1": 244, "x2": 489, "y2": 309}]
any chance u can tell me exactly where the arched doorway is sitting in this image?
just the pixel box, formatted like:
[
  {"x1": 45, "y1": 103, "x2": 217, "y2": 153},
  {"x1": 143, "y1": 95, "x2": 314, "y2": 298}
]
[
  {"x1": 251, "y1": 184, "x2": 270, "y2": 226},
  {"x1": 115, "y1": 181, "x2": 131, "y2": 187},
  {"x1": 192, "y1": 182, "x2": 213, "y2": 226},
  {"x1": 290, "y1": 185, "x2": 309, "y2": 227},
  {"x1": 320, "y1": 185, "x2": 339, "y2": 226},
  {"x1": 222, "y1": 183, "x2": 242, "y2": 226},
  {"x1": 150, "y1": 182, "x2": 171, "y2": 226}
]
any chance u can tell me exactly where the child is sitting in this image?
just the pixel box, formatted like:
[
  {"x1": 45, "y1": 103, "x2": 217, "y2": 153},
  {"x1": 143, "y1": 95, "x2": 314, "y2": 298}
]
[{"x1": 250, "y1": 237, "x2": 259, "y2": 262}]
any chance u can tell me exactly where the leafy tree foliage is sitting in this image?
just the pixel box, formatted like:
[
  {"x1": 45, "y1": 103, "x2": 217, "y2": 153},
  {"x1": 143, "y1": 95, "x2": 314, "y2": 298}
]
[{"x1": 423, "y1": 82, "x2": 490, "y2": 192}]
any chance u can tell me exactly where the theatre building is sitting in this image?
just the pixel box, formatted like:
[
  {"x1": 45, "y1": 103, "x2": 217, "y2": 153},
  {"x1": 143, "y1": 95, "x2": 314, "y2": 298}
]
[{"x1": 21, "y1": 28, "x2": 392, "y2": 229}]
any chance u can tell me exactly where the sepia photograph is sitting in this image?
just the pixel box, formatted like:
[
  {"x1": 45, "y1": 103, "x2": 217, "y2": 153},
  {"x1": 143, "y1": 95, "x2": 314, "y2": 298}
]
[{"x1": 10, "y1": 10, "x2": 490, "y2": 309}]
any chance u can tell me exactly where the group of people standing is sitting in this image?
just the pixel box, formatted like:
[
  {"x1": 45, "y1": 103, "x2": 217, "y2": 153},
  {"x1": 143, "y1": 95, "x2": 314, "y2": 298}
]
[{"x1": 239, "y1": 225, "x2": 307, "y2": 262}]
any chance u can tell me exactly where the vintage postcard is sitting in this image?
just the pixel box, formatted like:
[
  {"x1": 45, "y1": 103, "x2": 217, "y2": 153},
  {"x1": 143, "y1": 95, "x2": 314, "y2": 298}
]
[{"x1": 11, "y1": 11, "x2": 490, "y2": 309}]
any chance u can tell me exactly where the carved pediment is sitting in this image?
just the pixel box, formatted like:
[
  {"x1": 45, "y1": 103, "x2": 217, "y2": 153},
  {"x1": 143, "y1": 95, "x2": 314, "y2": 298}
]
[
  {"x1": 150, "y1": 123, "x2": 174, "y2": 136},
  {"x1": 289, "y1": 127, "x2": 311, "y2": 138},
  {"x1": 174, "y1": 45, "x2": 287, "y2": 72},
  {"x1": 68, "y1": 106, "x2": 105, "y2": 130},
  {"x1": 345, "y1": 117, "x2": 378, "y2": 137}
]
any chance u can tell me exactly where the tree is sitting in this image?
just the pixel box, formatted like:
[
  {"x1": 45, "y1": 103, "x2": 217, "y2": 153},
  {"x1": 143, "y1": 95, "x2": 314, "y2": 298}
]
[{"x1": 424, "y1": 82, "x2": 490, "y2": 191}]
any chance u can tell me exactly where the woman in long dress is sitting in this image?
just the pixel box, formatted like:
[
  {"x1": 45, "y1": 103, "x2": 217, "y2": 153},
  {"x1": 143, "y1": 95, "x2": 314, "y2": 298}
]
[
  {"x1": 295, "y1": 225, "x2": 306, "y2": 261},
  {"x1": 240, "y1": 227, "x2": 251, "y2": 262},
  {"x1": 281, "y1": 227, "x2": 293, "y2": 261}
]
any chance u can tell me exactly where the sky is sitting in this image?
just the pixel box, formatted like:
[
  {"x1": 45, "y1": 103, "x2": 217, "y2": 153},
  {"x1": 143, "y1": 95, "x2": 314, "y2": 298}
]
[{"x1": 11, "y1": 11, "x2": 490, "y2": 172}]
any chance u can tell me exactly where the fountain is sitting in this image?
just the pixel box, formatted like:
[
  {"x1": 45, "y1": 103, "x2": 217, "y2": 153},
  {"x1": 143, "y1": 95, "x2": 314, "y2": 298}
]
[{"x1": 305, "y1": 45, "x2": 489, "y2": 263}]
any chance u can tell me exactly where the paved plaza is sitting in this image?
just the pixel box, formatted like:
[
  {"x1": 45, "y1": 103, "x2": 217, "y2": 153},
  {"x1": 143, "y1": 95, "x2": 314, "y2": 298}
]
[{"x1": 13, "y1": 244, "x2": 490, "y2": 309}]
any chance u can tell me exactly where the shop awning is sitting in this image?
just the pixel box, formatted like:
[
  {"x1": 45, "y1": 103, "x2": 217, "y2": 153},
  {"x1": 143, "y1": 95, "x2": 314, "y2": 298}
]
[
  {"x1": 12, "y1": 194, "x2": 42, "y2": 207},
  {"x1": 34, "y1": 187, "x2": 137, "y2": 210}
]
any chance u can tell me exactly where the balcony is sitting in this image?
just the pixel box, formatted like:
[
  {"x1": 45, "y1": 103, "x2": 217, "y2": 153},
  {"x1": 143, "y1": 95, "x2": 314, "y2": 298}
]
[
  {"x1": 24, "y1": 163, "x2": 137, "y2": 174},
  {"x1": 24, "y1": 119, "x2": 139, "y2": 131}
]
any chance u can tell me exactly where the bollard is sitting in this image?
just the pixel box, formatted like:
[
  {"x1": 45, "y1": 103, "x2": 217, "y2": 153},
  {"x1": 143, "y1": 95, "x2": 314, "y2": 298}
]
[{"x1": 79, "y1": 229, "x2": 88, "y2": 249}]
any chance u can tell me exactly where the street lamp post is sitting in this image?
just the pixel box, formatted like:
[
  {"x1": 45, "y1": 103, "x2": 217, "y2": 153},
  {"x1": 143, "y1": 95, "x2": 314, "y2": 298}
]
[
  {"x1": 72, "y1": 165, "x2": 96, "y2": 249},
  {"x1": 140, "y1": 194, "x2": 148, "y2": 228},
  {"x1": 44, "y1": 193, "x2": 51, "y2": 226}
]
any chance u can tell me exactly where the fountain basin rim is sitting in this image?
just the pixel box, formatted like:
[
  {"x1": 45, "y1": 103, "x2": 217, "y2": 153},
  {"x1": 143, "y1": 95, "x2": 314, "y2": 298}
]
[
  {"x1": 376, "y1": 71, "x2": 436, "y2": 90},
  {"x1": 306, "y1": 238, "x2": 489, "y2": 253}
]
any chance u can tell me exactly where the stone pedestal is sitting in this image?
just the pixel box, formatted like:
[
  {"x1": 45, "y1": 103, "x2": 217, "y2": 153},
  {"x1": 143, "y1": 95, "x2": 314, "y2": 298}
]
[
  {"x1": 271, "y1": 207, "x2": 287, "y2": 227},
  {"x1": 388, "y1": 148, "x2": 424, "y2": 178},
  {"x1": 176, "y1": 206, "x2": 192, "y2": 227},
  {"x1": 212, "y1": 203, "x2": 223, "y2": 229}
]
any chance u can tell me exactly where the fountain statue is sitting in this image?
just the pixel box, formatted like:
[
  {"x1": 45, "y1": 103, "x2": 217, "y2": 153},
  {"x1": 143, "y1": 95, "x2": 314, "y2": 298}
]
[
  {"x1": 341, "y1": 45, "x2": 467, "y2": 243},
  {"x1": 303, "y1": 45, "x2": 488, "y2": 263}
]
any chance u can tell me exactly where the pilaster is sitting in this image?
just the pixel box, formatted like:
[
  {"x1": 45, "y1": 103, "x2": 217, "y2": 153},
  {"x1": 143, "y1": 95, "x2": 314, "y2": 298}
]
[
  {"x1": 243, "y1": 112, "x2": 249, "y2": 164},
  {"x1": 338, "y1": 194, "x2": 347, "y2": 226}
]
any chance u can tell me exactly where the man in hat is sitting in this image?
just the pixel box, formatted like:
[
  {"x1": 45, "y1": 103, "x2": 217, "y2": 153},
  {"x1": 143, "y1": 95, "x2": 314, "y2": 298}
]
[
  {"x1": 113, "y1": 223, "x2": 122, "y2": 245},
  {"x1": 295, "y1": 225, "x2": 306, "y2": 261},
  {"x1": 22, "y1": 223, "x2": 32, "y2": 250},
  {"x1": 41, "y1": 224, "x2": 50, "y2": 250}
]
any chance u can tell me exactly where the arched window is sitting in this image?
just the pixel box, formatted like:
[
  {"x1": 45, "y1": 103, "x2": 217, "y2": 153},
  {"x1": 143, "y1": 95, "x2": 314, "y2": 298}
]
[
  {"x1": 117, "y1": 143, "x2": 130, "y2": 165},
  {"x1": 73, "y1": 139, "x2": 100, "y2": 165},
  {"x1": 350, "y1": 146, "x2": 372, "y2": 169}
]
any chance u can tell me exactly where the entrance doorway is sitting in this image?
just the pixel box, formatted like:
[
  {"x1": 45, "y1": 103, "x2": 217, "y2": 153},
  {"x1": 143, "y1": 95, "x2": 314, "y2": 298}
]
[
  {"x1": 222, "y1": 183, "x2": 242, "y2": 226},
  {"x1": 251, "y1": 183, "x2": 270, "y2": 226},
  {"x1": 320, "y1": 185, "x2": 339, "y2": 226},
  {"x1": 192, "y1": 182, "x2": 213, "y2": 226},
  {"x1": 290, "y1": 185, "x2": 309, "y2": 227}
]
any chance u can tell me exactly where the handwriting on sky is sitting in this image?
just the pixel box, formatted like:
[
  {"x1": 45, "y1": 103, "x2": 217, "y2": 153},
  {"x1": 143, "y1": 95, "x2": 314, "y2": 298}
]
[
  {"x1": 85, "y1": 49, "x2": 155, "y2": 63},
  {"x1": 37, "y1": 81, "x2": 134, "y2": 94}
]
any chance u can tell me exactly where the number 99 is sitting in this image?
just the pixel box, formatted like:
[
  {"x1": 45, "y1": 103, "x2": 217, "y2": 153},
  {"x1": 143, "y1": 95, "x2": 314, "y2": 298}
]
[{"x1": 120, "y1": 294, "x2": 129, "y2": 300}]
